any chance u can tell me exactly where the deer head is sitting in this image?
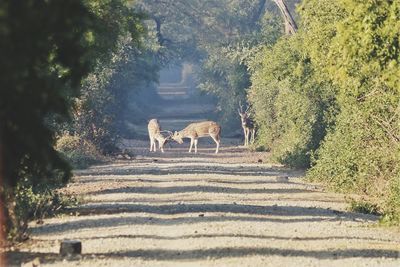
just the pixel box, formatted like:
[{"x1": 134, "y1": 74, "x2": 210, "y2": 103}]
[
  {"x1": 159, "y1": 131, "x2": 173, "y2": 147},
  {"x1": 238, "y1": 101, "x2": 251, "y2": 122},
  {"x1": 172, "y1": 131, "x2": 184, "y2": 144}
]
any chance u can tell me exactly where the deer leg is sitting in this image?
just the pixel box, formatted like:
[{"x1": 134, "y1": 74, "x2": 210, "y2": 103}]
[
  {"x1": 251, "y1": 129, "x2": 255, "y2": 144},
  {"x1": 244, "y1": 130, "x2": 247, "y2": 146},
  {"x1": 189, "y1": 138, "x2": 193, "y2": 153},
  {"x1": 242, "y1": 127, "x2": 247, "y2": 146},
  {"x1": 150, "y1": 138, "x2": 154, "y2": 152},
  {"x1": 194, "y1": 139, "x2": 198, "y2": 153},
  {"x1": 211, "y1": 135, "x2": 220, "y2": 154},
  {"x1": 159, "y1": 139, "x2": 165, "y2": 153}
]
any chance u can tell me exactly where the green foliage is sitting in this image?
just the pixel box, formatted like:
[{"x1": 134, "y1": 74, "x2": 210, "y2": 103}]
[
  {"x1": 198, "y1": 47, "x2": 250, "y2": 132},
  {"x1": 68, "y1": 2, "x2": 155, "y2": 153},
  {"x1": 56, "y1": 135, "x2": 104, "y2": 169},
  {"x1": 72, "y1": 35, "x2": 159, "y2": 152},
  {"x1": 249, "y1": 0, "x2": 400, "y2": 224},
  {"x1": 134, "y1": 0, "x2": 286, "y2": 131},
  {"x1": 248, "y1": 36, "x2": 336, "y2": 168},
  {"x1": 0, "y1": 0, "x2": 147, "y2": 239},
  {"x1": 8, "y1": 181, "x2": 79, "y2": 241},
  {"x1": 381, "y1": 175, "x2": 400, "y2": 225},
  {"x1": 0, "y1": 0, "x2": 92, "y2": 188},
  {"x1": 306, "y1": 0, "x2": 400, "y2": 222},
  {"x1": 348, "y1": 198, "x2": 380, "y2": 216}
]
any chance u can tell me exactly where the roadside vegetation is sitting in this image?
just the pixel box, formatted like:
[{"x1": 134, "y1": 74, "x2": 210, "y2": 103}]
[
  {"x1": 249, "y1": 0, "x2": 400, "y2": 224},
  {"x1": 0, "y1": 0, "x2": 156, "y2": 241}
]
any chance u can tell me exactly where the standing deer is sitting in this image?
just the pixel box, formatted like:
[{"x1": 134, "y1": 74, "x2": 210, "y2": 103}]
[
  {"x1": 172, "y1": 121, "x2": 221, "y2": 153},
  {"x1": 148, "y1": 119, "x2": 172, "y2": 153},
  {"x1": 238, "y1": 102, "x2": 255, "y2": 146}
]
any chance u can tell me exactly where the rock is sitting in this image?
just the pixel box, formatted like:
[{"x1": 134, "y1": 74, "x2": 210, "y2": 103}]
[
  {"x1": 60, "y1": 240, "x2": 82, "y2": 256},
  {"x1": 123, "y1": 154, "x2": 131, "y2": 160},
  {"x1": 276, "y1": 176, "x2": 289, "y2": 183}
]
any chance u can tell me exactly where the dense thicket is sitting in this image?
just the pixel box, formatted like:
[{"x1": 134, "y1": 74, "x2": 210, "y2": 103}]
[
  {"x1": 249, "y1": 0, "x2": 400, "y2": 222},
  {"x1": 0, "y1": 0, "x2": 146, "y2": 239}
]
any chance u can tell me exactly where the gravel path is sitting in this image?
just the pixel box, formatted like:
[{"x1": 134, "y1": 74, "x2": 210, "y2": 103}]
[{"x1": 9, "y1": 139, "x2": 400, "y2": 266}]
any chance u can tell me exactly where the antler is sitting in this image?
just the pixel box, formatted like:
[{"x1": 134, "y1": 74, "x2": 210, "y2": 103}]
[
  {"x1": 160, "y1": 130, "x2": 173, "y2": 135},
  {"x1": 238, "y1": 100, "x2": 244, "y2": 113}
]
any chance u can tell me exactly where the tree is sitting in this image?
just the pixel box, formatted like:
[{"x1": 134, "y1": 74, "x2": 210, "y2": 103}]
[
  {"x1": 134, "y1": 0, "x2": 288, "y2": 131},
  {"x1": 0, "y1": 0, "x2": 145, "y2": 239}
]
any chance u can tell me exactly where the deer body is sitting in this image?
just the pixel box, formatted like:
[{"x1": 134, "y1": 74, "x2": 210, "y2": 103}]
[
  {"x1": 172, "y1": 121, "x2": 221, "y2": 153},
  {"x1": 238, "y1": 103, "x2": 255, "y2": 146},
  {"x1": 148, "y1": 119, "x2": 171, "y2": 153}
]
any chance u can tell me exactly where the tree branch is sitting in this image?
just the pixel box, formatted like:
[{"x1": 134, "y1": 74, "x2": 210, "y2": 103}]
[{"x1": 272, "y1": 0, "x2": 297, "y2": 35}]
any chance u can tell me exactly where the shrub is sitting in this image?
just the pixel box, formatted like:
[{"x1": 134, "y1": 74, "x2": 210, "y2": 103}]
[
  {"x1": 6, "y1": 182, "x2": 79, "y2": 241},
  {"x1": 248, "y1": 37, "x2": 336, "y2": 168},
  {"x1": 348, "y1": 198, "x2": 380, "y2": 216},
  {"x1": 56, "y1": 134, "x2": 105, "y2": 169}
]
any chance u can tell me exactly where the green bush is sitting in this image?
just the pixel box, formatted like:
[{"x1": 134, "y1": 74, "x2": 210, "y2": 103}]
[
  {"x1": 305, "y1": 0, "x2": 400, "y2": 223},
  {"x1": 248, "y1": 37, "x2": 335, "y2": 168},
  {"x1": 381, "y1": 176, "x2": 400, "y2": 225},
  {"x1": 248, "y1": 0, "x2": 400, "y2": 224},
  {"x1": 348, "y1": 198, "x2": 380, "y2": 216},
  {"x1": 56, "y1": 134, "x2": 105, "y2": 169},
  {"x1": 7, "y1": 182, "x2": 79, "y2": 241}
]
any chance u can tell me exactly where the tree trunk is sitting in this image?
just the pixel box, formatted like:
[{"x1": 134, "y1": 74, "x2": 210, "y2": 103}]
[{"x1": 273, "y1": 0, "x2": 297, "y2": 35}]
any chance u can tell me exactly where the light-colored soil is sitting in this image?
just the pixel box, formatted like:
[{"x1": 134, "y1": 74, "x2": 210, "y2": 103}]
[{"x1": 9, "y1": 139, "x2": 400, "y2": 267}]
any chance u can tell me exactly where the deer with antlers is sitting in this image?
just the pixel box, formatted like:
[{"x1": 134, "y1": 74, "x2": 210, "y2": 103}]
[
  {"x1": 238, "y1": 102, "x2": 255, "y2": 146},
  {"x1": 148, "y1": 119, "x2": 172, "y2": 153},
  {"x1": 171, "y1": 121, "x2": 221, "y2": 154}
]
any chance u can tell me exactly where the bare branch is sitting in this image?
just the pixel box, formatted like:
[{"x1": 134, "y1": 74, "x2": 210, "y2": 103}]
[{"x1": 272, "y1": 0, "x2": 297, "y2": 35}]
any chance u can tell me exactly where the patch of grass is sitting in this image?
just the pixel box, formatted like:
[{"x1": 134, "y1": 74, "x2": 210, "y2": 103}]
[
  {"x1": 255, "y1": 145, "x2": 269, "y2": 152},
  {"x1": 348, "y1": 198, "x2": 380, "y2": 216},
  {"x1": 56, "y1": 134, "x2": 105, "y2": 169},
  {"x1": 7, "y1": 183, "x2": 80, "y2": 241}
]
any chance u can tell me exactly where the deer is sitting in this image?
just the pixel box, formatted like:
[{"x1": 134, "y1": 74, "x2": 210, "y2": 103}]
[
  {"x1": 148, "y1": 119, "x2": 172, "y2": 153},
  {"x1": 171, "y1": 121, "x2": 221, "y2": 154},
  {"x1": 238, "y1": 102, "x2": 255, "y2": 146}
]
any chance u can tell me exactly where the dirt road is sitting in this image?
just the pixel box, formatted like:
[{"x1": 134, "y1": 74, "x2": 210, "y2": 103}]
[
  {"x1": 9, "y1": 138, "x2": 400, "y2": 266},
  {"x1": 8, "y1": 100, "x2": 400, "y2": 266}
]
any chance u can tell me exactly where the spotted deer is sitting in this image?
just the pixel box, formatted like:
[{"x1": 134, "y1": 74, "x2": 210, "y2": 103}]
[
  {"x1": 172, "y1": 121, "x2": 221, "y2": 153},
  {"x1": 148, "y1": 119, "x2": 172, "y2": 153},
  {"x1": 238, "y1": 102, "x2": 255, "y2": 146}
]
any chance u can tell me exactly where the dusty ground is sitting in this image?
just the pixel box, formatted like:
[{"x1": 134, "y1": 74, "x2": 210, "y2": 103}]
[
  {"x1": 7, "y1": 139, "x2": 400, "y2": 267},
  {"x1": 6, "y1": 101, "x2": 400, "y2": 266}
]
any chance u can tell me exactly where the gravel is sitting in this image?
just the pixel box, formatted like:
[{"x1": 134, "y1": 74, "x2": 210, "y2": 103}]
[{"x1": 9, "y1": 141, "x2": 400, "y2": 266}]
